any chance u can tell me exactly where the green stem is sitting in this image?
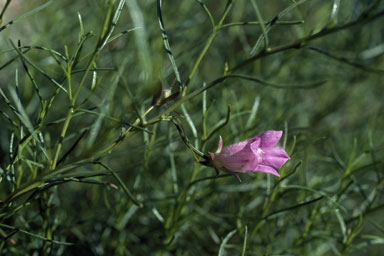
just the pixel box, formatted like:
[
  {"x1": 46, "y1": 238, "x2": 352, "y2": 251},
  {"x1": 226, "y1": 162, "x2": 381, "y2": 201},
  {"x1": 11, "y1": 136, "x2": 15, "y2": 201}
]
[
  {"x1": 51, "y1": 106, "x2": 74, "y2": 169},
  {"x1": 182, "y1": 0, "x2": 236, "y2": 95},
  {"x1": 0, "y1": 223, "x2": 73, "y2": 246},
  {"x1": 164, "y1": 162, "x2": 202, "y2": 245}
]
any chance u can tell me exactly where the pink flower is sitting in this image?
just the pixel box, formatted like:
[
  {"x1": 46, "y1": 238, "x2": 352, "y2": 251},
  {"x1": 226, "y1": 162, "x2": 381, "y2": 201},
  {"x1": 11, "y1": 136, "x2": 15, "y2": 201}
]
[{"x1": 208, "y1": 130, "x2": 290, "y2": 180}]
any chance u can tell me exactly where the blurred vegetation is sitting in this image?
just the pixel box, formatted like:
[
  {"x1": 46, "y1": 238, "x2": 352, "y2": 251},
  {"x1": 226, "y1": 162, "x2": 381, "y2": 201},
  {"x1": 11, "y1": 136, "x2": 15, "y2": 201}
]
[{"x1": 0, "y1": 0, "x2": 384, "y2": 255}]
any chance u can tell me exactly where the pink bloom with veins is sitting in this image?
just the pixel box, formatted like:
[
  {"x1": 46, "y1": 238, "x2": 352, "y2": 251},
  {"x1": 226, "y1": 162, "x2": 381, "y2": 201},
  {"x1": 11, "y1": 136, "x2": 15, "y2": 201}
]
[{"x1": 208, "y1": 130, "x2": 290, "y2": 181}]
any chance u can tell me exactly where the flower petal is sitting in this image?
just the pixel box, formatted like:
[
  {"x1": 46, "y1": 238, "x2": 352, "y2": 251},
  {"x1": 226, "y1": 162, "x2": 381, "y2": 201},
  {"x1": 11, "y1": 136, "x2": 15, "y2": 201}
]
[
  {"x1": 216, "y1": 139, "x2": 260, "y2": 173},
  {"x1": 216, "y1": 151, "x2": 256, "y2": 172},
  {"x1": 254, "y1": 165, "x2": 281, "y2": 177},
  {"x1": 257, "y1": 130, "x2": 283, "y2": 148},
  {"x1": 250, "y1": 138, "x2": 262, "y2": 163},
  {"x1": 219, "y1": 140, "x2": 248, "y2": 157},
  {"x1": 260, "y1": 146, "x2": 290, "y2": 169}
]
